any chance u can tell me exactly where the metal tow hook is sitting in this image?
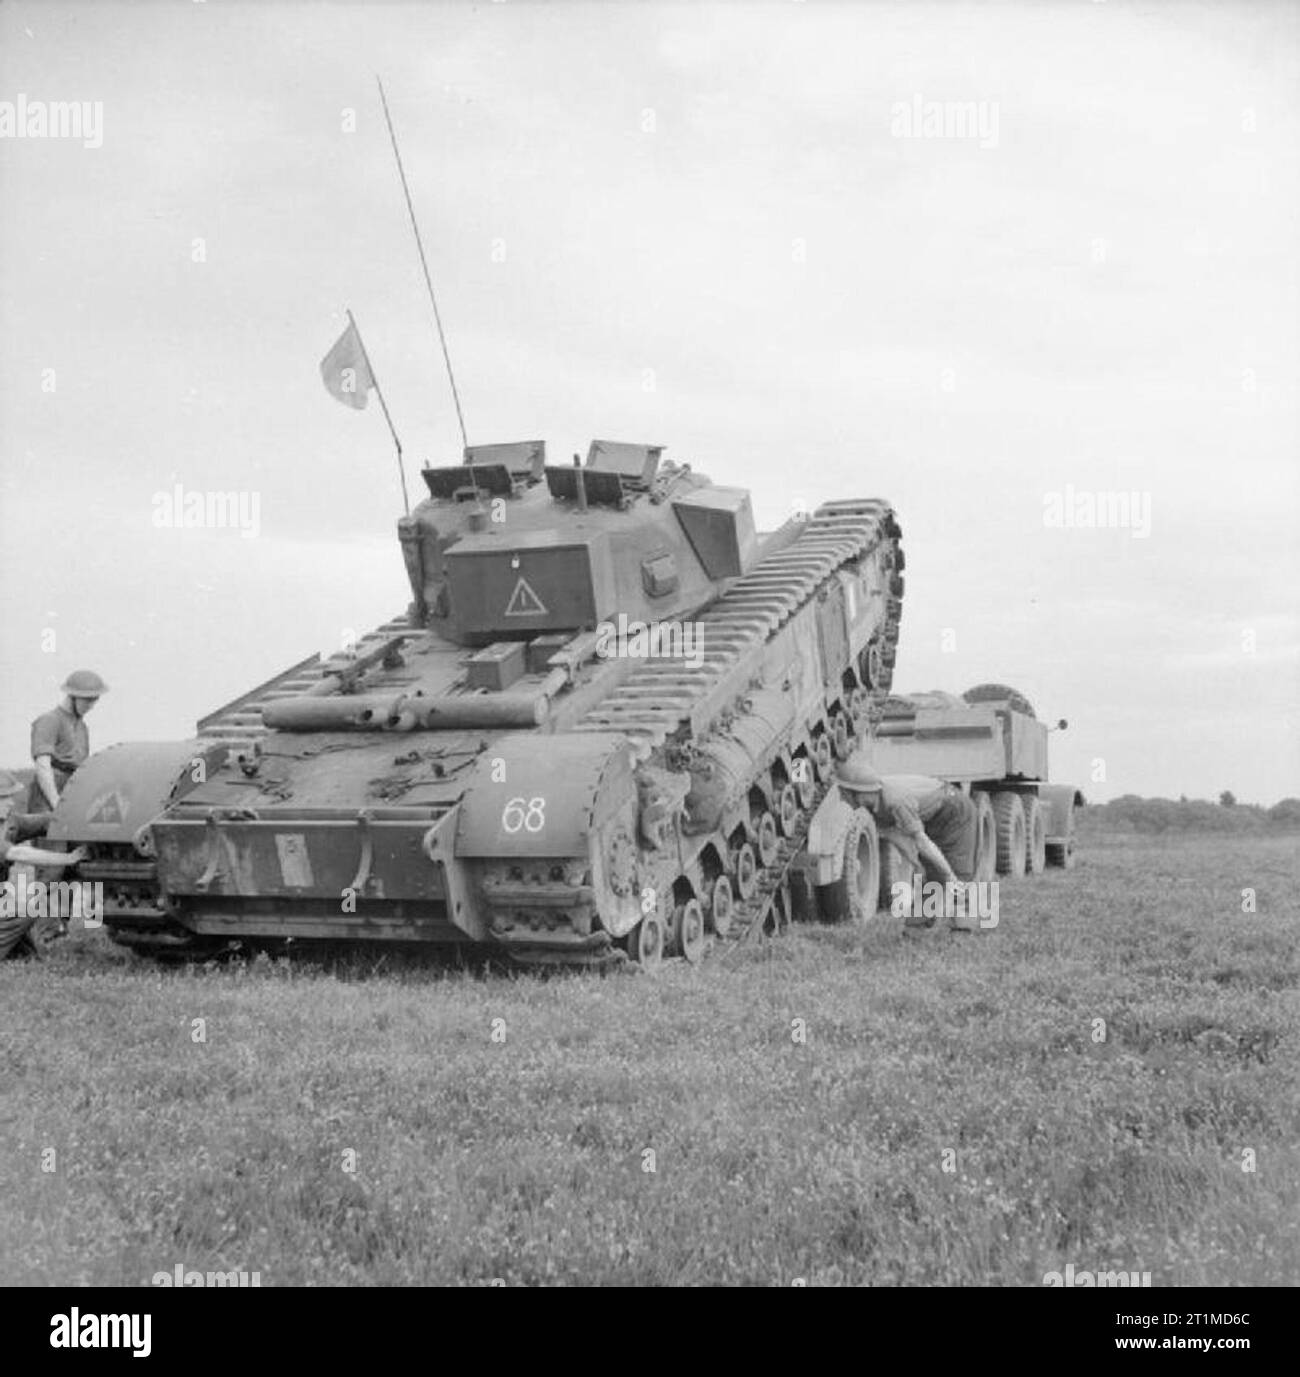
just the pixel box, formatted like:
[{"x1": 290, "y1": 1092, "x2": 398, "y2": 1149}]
[{"x1": 349, "y1": 810, "x2": 378, "y2": 897}]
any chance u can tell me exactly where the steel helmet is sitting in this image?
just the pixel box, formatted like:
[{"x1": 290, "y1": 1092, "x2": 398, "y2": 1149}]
[
  {"x1": 0, "y1": 768, "x2": 23, "y2": 798},
  {"x1": 61, "y1": 669, "x2": 108, "y2": 698},
  {"x1": 837, "y1": 755, "x2": 884, "y2": 792}
]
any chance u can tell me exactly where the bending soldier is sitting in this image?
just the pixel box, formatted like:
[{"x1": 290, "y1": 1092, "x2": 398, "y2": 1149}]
[
  {"x1": 837, "y1": 754, "x2": 978, "y2": 886},
  {"x1": 0, "y1": 771, "x2": 88, "y2": 959}
]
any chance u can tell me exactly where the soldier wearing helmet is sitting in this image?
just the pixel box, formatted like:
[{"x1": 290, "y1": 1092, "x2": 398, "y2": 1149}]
[
  {"x1": 0, "y1": 770, "x2": 88, "y2": 959},
  {"x1": 837, "y1": 752, "x2": 978, "y2": 889},
  {"x1": 29, "y1": 669, "x2": 108, "y2": 814}
]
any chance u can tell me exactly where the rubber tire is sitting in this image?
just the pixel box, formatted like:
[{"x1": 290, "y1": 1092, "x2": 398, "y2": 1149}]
[
  {"x1": 816, "y1": 809, "x2": 880, "y2": 923},
  {"x1": 993, "y1": 793, "x2": 1027, "y2": 878},
  {"x1": 1046, "y1": 803, "x2": 1077, "y2": 869},
  {"x1": 963, "y1": 683, "x2": 1036, "y2": 719},
  {"x1": 1046, "y1": 839, "x2": 1076, "y2": 869},
  {"x1": 1023, "y1": 795, "x2": 1047, "y2": 874},
  {"x1": 878, "y1": 838, "x2": 919, "y2": 916},
  {"x1": 972, "y1": 792, "x2": 997, "y2": 882}
]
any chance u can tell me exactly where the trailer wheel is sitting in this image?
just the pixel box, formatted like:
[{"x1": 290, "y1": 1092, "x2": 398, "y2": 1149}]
[
  {"x1": 993, "y1": 793, "x2": 1027, "y2": 877},
  {"x1": 1023, "y1": 795, "x2": 1047, "y2": 874},
  {"x1": 972, "y1": 793, "x2": 997, "y2": 882},
  {"x1": 879, "y1": 838, "x2": 919, "y2": 916},
  {"x1": 817, "y1": 809, "x2": 880, "y2": 923},
  {"x1": 1046, "y1": 838, "x2": 1077, "y2": 869}
]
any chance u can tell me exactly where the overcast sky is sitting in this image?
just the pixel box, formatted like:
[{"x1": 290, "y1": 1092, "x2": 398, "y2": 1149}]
[{"x1": 1, "y1": 0, "x2": 1296, "y2": 804}]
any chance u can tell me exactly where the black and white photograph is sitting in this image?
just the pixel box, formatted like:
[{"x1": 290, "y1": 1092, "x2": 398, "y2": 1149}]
[{"x1": 1, "y1": 0, "x2": 1296, "y2": 1324}]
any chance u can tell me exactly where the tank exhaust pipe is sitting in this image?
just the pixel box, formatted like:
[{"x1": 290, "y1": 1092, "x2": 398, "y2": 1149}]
[{"x1": 261, "y1": 679, "x2": 568, "y2": 732}]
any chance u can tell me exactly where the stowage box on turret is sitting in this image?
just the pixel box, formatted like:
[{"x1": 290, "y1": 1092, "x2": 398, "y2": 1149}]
[{"x1": 51, "y1": 441, "x2": 904, "y2": 965}]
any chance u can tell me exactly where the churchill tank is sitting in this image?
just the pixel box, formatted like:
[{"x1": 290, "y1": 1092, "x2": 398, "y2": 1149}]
[{"x1": 52, "y1": 440, "x2": 904, "y2": 966}]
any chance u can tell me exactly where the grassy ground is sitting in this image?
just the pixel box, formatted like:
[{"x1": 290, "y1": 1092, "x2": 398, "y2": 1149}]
[{"x1": 1, "y1": 830, "x2": 1296, "y2": 1287}]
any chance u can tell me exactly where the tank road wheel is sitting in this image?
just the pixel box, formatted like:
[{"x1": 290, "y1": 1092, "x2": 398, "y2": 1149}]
[
  {"x1": 627, "y1": 912, "x2": 664, "y2": 969},
  {"x1": 708, "y1": 877, "x2": 734, "y2": 938},
  {"x1": 816, "y1": 809, "x2": 880, "y2": 924},
  {"x1": 832, "y1": 712, "x2": 852, "y2": 760},
  {"x1": 679, "y1": 899, "x2": 706, "y2": 963},
  {"x1": 775, "y1": 782, "x2": 800, "y2": 837},
  {"x1": 862, "y1": 640, "x2": 885, "y2": 690},
  {"x1": 972, "y1": 793, "x2": 997, "y2": 882},
  {"x1": 733, "y1": 843, "x2": 758, "y2": 900},
  {"x1": 993, "y1": 793, "x2": 1027, "y2": 878},
  {"x1": 755, "y1": 811, "x2": 779, "y2": 867},
  {"x1": 812, "y1": 732, "x2": 834, "y2": 782},
  {"x1": 1023, "y1": 795, "x2": 1047, "y2": 874}
]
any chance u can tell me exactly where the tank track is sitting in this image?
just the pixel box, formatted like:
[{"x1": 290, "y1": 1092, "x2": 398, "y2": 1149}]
[
  {"x1": 502, "y1": 499, "x2": 904, "y2": 967},
  {"x1": 573, "y1": 500, "x2": 902, "y2": 747}
]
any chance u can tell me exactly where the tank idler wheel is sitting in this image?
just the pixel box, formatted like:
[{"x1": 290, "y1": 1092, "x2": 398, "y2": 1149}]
[
  {"x1": 792, "y1": 756, "x2": 816, "y2": 809},
  {"x1": 679, "y1": 899, "x2": 706, "y2": 962},
  {"x1": 832, "y1": 712, "x2": 852, "y2": 760},
  {"x1": 755, "y1": 811, "x2": 779, "y2": 867},
  {"x1": 708, "y1": 878, "x2": 733, "y2": 938},
  {"x1": 993, "y1": 793, "x2": 1027, "y2": 878},
  {"x1": 775, "y1": 782, "x2": 800, "y2": 837},
  {"x1": 733, "y1": 843, "x2": 758, "y2": 900},
  {"x1": 972, "y1": 793, "x2": 997, "y2": 883},
  {"x1": 812, "y1": 733, "x2": 834, "y2": 782},
  {"x1": 1023, "y1": 795, "x2": 1047, "y2": 874},
  {"x1": 627, "y1": 912, "x2": 664, "y2": 968}
]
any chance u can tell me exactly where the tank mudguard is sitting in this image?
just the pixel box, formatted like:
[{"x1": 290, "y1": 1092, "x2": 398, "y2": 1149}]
[
  {"x1": 454, "y1": 732, "x2": 636, "y2": 859},
  {"x1": 46, "y1": 741, "x2": 228, "y2": 850}
]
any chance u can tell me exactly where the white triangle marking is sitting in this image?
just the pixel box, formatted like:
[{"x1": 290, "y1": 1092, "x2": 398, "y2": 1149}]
[{"x1": 504, "y1": 576, "x2": 548, "y2": 617}]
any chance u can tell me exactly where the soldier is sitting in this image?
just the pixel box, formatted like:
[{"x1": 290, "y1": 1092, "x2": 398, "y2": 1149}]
[
  {"x1": 29, "y1": 669, "x2": 107, "y2": 814},
  {"x1": 837, "y1": 753, "x2": 979, "y2": 889},
  {"x1": 0, "y1": 771, "x2": 88, "y2": 959}
]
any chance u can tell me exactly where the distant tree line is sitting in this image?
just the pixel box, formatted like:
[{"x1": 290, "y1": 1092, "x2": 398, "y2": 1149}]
[{"x1": 1083, "y1": 794, "x2": 1300, "y2": 833}]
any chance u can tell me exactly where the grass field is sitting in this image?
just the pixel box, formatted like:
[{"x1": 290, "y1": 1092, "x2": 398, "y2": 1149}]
[{"x1": 1, "y1": 829, "x2": 1296, "y2": 1287}]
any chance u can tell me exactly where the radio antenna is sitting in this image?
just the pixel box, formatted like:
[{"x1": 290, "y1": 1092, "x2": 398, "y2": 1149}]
[{"x1": 376, "y1": 76, "x2": 470, "y2": 455}]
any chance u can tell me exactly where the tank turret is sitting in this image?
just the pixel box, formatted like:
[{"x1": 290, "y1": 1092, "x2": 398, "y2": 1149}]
[{"x1": 400, "y1": 441, "x2": 758, "y2": 646}]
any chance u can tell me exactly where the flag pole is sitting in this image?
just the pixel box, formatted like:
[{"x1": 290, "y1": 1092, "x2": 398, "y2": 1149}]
[{"x1": 347, "y1": 307, "x2": 409, "y2": 516}]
